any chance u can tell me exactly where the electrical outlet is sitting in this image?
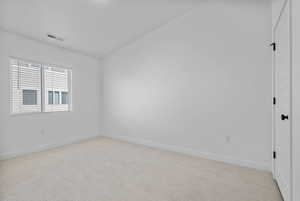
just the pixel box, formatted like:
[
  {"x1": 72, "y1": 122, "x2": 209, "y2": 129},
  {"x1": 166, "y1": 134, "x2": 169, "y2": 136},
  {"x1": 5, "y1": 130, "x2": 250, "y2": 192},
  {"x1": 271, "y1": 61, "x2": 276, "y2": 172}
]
[{"x1": 40, "y1": 129, "x2": 45, "y2": 135}]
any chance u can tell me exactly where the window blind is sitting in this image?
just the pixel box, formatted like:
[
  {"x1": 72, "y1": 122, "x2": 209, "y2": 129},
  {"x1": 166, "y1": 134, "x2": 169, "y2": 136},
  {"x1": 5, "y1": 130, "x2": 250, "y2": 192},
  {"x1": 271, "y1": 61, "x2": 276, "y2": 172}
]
[
  {"x1": 10, "y1": 58, "x2": 71, "y2": 114},
  {"x1": 10, "y1": 59, "x2": 42, "y2": 114},
  {"x1": 44, "y1": 66, "x2": 71, "y2": 112}
]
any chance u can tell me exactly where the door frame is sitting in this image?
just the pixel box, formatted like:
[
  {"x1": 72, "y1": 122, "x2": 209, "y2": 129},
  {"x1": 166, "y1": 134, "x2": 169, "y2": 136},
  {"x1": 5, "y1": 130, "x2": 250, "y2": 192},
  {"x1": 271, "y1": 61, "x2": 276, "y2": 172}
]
[{"x1": 272, "y1": 0, "x2": 293, "y2": 200}]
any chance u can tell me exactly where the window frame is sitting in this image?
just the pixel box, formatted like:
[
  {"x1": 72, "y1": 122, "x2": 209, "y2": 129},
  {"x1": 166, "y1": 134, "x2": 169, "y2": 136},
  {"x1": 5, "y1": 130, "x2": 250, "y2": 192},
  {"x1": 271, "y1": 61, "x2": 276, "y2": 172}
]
[{"x1": 10, "y1": 57, "x2": 72, "y2": 115}]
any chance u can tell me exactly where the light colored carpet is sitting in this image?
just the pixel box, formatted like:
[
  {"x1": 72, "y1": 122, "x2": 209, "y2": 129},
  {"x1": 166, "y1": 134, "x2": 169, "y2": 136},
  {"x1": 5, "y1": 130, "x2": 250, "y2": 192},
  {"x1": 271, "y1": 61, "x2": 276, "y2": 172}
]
[{"x1": 0, "y1": 137, "x2": 282, "y2": 201}]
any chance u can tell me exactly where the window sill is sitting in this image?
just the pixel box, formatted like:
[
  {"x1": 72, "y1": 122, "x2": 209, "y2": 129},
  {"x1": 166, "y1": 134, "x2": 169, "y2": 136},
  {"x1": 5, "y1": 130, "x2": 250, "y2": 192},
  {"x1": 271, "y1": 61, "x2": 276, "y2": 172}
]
[{"x1": 10, "y1": 110, "x2": 72, "y2": 117}]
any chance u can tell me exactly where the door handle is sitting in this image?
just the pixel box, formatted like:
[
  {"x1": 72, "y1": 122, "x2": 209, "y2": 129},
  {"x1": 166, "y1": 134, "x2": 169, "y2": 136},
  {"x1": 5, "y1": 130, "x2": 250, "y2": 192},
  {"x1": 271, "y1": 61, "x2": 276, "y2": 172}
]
[{"x1": 281, "y1": 114, "x2": 289, "y2": 120}]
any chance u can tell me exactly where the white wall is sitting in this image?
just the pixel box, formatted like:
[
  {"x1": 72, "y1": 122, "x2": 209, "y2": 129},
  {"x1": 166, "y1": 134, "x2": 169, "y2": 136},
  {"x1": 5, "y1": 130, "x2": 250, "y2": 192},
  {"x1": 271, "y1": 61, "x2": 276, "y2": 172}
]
[
  {"x1": 292, "y1": 0, "x2": 300, "y2": 200},
  {"x1": 0, "y1": 30, "x2": 101, "y2": 159},
  {"x1": 101, "y1": 1, "x2": 272, "y2": 170}
]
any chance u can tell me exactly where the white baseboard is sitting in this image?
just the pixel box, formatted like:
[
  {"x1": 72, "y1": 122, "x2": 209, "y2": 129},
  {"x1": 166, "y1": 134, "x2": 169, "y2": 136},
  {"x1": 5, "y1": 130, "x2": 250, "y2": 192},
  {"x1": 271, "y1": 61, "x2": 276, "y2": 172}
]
[
  {"x1": 107, "y1": 134, "x2": 271, "y2": 172},
  {"x1": 0, "y1": 134, "x2": 101, "y2": 160},
  {"x1": 0, "y1": 133, "x2": 270, "y2": 172}
]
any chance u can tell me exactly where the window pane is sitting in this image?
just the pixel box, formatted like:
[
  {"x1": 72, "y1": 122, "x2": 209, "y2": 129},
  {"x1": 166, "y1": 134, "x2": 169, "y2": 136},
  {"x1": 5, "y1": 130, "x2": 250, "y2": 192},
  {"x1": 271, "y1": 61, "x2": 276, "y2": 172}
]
[
  {"x1": 54, "y1": 91, "x2": 60, "y2": 104},
  {"x1": 23, "y1": 90, "x2": 37, "y2": 105},
  {"x1": 61, "y1": 92, "x2": 68, "y2": 104},
  {"x1": 48, "y1": 91, "x2": 53, "y2": 104}
]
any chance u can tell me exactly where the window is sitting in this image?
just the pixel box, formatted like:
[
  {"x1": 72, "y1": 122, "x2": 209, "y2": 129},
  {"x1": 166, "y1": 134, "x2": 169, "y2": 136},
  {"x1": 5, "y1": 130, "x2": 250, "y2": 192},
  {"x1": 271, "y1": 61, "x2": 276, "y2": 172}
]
[
  {"x1": 48, "y1": 91, "x2": 53, "y2": 105},
  {"x1": 23, "y1": 90, "x2": 37, "y2": 105},
  {"x1": 10, "y1": 58, "x2": 72, "y2": 114},
  {"x1": 61, "y1": 92, "x2": 68, "y2": 104},
  {"x1": 10, "y1": 59, "x2": 41, "y2": 114},
  {"x1": 44, "y1": 66, "x2": 71, "y2": 112}
]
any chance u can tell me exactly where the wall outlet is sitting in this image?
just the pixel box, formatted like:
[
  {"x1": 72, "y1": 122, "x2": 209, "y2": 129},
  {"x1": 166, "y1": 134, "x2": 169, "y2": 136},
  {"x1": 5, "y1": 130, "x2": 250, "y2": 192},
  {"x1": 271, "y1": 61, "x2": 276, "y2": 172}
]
[{"x1": 40, "y1": 129, "x2": 45, "y2": 135}]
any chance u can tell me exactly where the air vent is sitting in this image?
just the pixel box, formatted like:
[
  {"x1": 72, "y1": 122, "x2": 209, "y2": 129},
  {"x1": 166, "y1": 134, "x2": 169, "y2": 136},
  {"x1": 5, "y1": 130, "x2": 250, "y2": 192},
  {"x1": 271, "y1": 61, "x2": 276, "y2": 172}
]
[{"x1": 47, "y1": 33, "x2": 64, "y2": 42}]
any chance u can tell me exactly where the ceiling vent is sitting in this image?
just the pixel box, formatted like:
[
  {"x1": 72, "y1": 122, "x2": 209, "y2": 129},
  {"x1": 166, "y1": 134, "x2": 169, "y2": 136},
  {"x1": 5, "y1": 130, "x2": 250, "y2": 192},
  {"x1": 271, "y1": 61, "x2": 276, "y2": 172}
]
[{"x1": 47, "y1": 33, "x2": 64, "y2": 42}]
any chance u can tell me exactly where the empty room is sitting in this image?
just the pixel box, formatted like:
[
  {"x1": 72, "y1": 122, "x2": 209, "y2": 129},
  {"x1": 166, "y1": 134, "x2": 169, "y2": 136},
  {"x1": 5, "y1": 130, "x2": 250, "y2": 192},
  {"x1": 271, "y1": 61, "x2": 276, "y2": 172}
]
[{"x1": 0, "y1": 0, "x2": 299, "y2": 200}]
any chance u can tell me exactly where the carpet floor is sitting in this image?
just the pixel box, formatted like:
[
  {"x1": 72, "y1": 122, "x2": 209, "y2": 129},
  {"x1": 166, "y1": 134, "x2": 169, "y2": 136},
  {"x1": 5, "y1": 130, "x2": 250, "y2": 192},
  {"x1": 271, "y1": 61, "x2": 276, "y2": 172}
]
[{"x1": 0, "y1": 137, "x2": 282, "y2": 201}]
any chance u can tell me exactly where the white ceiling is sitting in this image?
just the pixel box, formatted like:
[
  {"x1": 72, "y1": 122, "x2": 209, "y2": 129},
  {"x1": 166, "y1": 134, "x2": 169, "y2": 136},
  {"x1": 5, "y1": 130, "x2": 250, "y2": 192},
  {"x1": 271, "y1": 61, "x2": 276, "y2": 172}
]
[{"x1": 0, "y1": 0, "x2": 197, "y2": 58}]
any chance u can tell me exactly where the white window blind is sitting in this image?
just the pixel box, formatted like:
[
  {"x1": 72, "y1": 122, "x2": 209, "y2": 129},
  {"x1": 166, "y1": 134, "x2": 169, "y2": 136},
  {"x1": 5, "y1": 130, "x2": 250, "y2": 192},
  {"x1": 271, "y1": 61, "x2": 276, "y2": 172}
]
[
  {"x1": 10, "y1": 58, "x2": 72, "y2": 114},
  {"x1": 44, "y1": 66, "x2": 71, "y2": 112},
  {"x1": 10, "y1": 59, "x2": 42, "y2": 114}
]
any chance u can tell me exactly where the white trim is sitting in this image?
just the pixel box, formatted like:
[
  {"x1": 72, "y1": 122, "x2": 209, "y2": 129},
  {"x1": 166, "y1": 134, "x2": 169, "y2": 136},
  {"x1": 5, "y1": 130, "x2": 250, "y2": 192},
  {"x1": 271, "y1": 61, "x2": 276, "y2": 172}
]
[
  {"x1": 106, "y1": 134, "x2": 271, "y2": 171},
  {"x1": 289, "y1": 0, "x2": 294, "y2": 200},
  {"x1": 272, "y1": 10, "x2": 279, "y2": 179},
  {"x1": 0, "y1": 133, "x2": 270, "y2": 171},
  {"x1": 272, "y1": 0, "x2": 289, "y2": 180},
  {"x1": 0, "y1": 134, "x2": 101, "y2": 161},
  {"x1": 291, "y1": 1, "x2": 298, "y2": 201},
  {"x1": 272, "y1": 1, "x2": 294, "y2": 200}
]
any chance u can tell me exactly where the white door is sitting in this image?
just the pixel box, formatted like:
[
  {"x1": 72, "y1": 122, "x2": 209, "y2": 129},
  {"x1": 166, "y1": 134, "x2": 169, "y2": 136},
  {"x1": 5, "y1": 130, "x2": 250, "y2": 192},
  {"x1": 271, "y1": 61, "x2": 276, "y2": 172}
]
[{"x1": 274, "y1": 1, "x2": 292, "y2": 201}]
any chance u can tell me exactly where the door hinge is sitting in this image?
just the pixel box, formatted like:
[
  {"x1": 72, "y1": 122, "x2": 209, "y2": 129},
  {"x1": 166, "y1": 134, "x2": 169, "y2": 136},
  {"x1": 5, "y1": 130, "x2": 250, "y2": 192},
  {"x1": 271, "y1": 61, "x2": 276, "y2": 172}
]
[
  {"x1": 270, "y1": 42, "x2": 276, "y2": 51},
  {"x1": 273, "y1": 97, "x2": 276, "y2": 105},
  {"x1": 273, "y1": 151, "x2": 276, "y2": 159}
]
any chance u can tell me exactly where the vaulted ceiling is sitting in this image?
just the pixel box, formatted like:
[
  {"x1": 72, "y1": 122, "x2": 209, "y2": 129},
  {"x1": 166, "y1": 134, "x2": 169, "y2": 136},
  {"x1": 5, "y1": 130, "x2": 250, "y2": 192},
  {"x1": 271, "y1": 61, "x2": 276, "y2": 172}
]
[{"x1": 0, "y1": 0, "x2": 196, "y2": 58}]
